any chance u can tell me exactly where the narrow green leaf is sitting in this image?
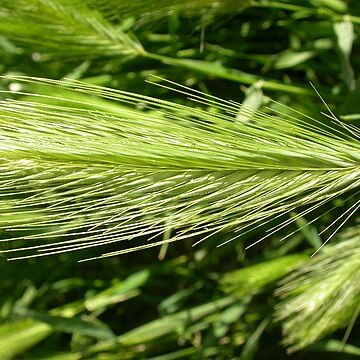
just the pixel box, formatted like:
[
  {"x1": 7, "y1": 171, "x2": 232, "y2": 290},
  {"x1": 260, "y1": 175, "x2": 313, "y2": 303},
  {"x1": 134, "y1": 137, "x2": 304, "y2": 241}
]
[
  {"x1": 25, "y1": 352, "x2": 82, "y2": 360},
  {"x1": 240, "y1": 318, "x2": 270, "y2": 360},
  {"x1": 292, "y1": 214, "x2": 322, "y2": 249},
  {"x1": 213, "y1": 299, "x2": 250, "y2": 338},
  {"x1": 146, "y1": 347, "x2": 198, "y2": 360},
  {"x1": 236, "y1": 82, "x2": 264, "y2": 123},
  {"x1": 149, "y1": 54, "x2": 315, "y2": 95},
  {"x1": 273, "y1": 50, "x2": 316, "y2": 70},
  {"x1": 309, "y1": 0, "x2": 347, "y2": 13},
  {"x1": 309, "y1": 339, "x2": 360, "y2": 356},
  {"x1": 334, "y1": 20, "x2": 355, "y2": 90},
  {"x1": 27, "y1": 311, "x2": 115, "y2": 340},
  {"x1": 85, "y1": 270, "x2": 149, "y2": 311},
  {"x1": 0, "y1": 319, "x2": 52, "y2": 360},
  {"x1": 117, "y1": 297, "x2": 235, "y2": 346}
]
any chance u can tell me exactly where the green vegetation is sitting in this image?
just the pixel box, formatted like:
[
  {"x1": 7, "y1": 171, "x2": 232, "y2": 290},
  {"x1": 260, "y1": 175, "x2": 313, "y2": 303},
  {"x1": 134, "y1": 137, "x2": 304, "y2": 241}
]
[{"x1": 0, "y1": 0, "x2": 359, "y2": 358}]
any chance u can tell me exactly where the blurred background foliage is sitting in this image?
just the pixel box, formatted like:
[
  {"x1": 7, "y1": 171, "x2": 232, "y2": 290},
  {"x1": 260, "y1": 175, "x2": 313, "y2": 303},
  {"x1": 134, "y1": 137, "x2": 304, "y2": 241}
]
[{"x1": 0, "y1": 0, "x2": 359, "y2": 359}]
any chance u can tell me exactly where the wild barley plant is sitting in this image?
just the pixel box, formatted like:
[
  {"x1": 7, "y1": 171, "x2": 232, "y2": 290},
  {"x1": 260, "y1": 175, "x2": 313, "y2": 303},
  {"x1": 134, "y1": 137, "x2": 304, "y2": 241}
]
[{"x1": 0, "y1": 0, "x2": 359, "y2": 354}]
